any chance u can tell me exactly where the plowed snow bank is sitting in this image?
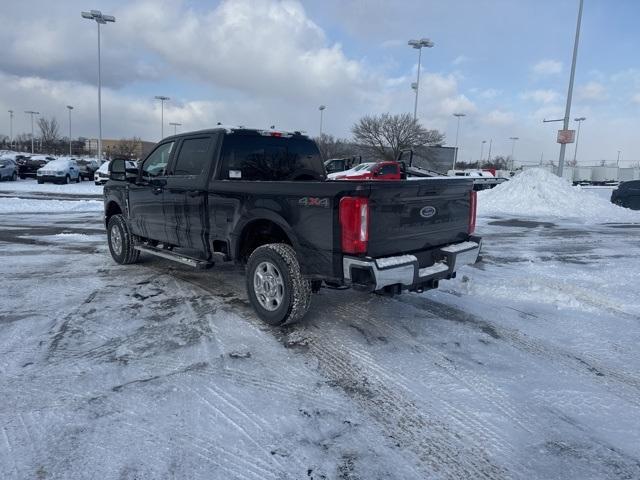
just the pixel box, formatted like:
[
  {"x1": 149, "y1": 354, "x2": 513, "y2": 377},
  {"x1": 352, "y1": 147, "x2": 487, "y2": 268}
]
[{"x1": 478, "y1": 168, "x2": 639, "y2": 223}]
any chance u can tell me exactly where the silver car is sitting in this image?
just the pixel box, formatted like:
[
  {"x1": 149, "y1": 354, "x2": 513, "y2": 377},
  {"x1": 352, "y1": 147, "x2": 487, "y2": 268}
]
[{"x1": 0, "y1": 157, "x2": 18, "y2": 181}]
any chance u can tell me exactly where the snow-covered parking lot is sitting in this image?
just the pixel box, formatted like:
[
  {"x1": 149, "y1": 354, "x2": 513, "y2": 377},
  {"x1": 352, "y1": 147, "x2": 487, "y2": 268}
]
[{"x1": 1, "y1": 172, "x2": 640, "y2": 479}]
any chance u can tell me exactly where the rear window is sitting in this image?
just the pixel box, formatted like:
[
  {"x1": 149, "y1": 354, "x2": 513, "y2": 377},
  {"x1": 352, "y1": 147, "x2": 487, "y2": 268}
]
[
  {"x1": 172, "y1": 137, "x2": 212, "y2": 176},
  {"x1": 220, "y1": 135, "x2": 324, "y2": 181}
]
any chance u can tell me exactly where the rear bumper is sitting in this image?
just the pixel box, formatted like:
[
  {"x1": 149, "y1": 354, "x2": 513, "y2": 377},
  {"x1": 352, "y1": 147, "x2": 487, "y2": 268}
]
[
  {"x1": 343, "y1": 236, "x2": 482, "y2": 292},
  {"x1": 37, "y1": 175, "x2": 66, "y2": 183}
]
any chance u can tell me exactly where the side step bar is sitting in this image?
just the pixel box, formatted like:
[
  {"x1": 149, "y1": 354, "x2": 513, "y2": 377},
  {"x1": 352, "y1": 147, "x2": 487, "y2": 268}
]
[{"x1": 134, "y1": 245, "x2": 213, "y2": 269}]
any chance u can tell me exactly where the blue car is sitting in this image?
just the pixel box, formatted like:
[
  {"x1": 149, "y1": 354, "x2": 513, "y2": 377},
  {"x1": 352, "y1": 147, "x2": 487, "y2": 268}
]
[{"x1": 0, "y1": 157, "x2": 18, "y2": 181}]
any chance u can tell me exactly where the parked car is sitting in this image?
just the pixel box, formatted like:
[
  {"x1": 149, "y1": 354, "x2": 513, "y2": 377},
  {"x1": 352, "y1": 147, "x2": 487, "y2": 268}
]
[
  {"x1": 17, "y1": 155, "x2": 55, "y2": 179},
  {"x1": 95, "y1": 160, "x2": 137, "y2": 185},
  {"x1": 77, "y1": 158, "x2": 100, "y2": 181},
  {"x1": 332, "y1": 161, "x2": 403, "y2": 180},
  {"x1": 36, "y1": 157, "x2": 81, "y2": 184},
  {"x1": 611, "y1": 180, "x2": 640, "y2": 210},
  {"x1": 103, "y1": 127, "x2": 481, "y2": 326},
  {"x1": 0, "y1": 157, "x2": 18, "y2": 181},
  {"x1": 324, "y1": 156, "x2": 362, "y2": 174},
  {"x1": 327, "y1": 162, "x2": 376, "y2": 180}
]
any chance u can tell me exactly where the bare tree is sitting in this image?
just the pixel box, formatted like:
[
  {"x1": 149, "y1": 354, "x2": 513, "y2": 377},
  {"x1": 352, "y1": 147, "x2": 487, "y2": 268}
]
[
  {"x1": 37, "y1": 117, "x2": 59, "y2": 151},
  {"x1": 352, "y1": 113, "x2": 444, "y2": 161},
  {"x1": 115, "y1": 137, "x2": 141, "y2": 158},
  {"x1": 313, "y1": 134, "x2": 358, "y2": 160}
]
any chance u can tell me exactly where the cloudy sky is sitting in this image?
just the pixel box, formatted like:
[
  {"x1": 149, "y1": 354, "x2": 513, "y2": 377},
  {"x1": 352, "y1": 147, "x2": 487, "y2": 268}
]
[{"x1": 1, "y1": 0, "x2": 639, "y2": 165}]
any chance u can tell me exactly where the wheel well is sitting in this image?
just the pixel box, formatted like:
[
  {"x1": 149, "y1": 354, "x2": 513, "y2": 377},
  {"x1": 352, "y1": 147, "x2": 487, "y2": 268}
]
[
  {"x1": 238, "y1": 219, "x2": 291, "y2": 262},
  {"x1": 105, "y1": 201, "x2": 122, "y2": 223}
]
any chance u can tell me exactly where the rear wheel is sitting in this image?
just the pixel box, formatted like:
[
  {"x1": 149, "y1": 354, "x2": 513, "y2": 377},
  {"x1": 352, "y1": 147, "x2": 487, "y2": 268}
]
[
  {"x1": 246, "y1": 243, "x2": 311, "y2": 326},
  {"x1": 107, "y1": 214, "x2": 140, "y2": 265},
  {"x1": 11, "y1": 172, "x2": 17, "y2": 181},
  {"x1": 37, "y1": 179, "x2": 44, "y2": 184}
]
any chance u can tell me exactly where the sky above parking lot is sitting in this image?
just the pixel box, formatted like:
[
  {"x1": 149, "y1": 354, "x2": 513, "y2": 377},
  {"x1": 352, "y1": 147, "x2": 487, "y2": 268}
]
[{"x1": 1, "y1": 0, "x2": 639, "y2": 165}]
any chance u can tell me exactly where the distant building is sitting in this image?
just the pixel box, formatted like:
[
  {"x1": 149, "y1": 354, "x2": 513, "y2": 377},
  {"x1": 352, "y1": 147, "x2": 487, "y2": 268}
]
[{"x1": 84, "y1": 138, "x2": 155, "y2": 160}]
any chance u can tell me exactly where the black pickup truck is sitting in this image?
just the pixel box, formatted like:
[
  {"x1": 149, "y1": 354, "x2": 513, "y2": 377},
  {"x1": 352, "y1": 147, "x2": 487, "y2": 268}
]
[{"x1": 104, "y1": 127, "x2": 481, "y2": 325}]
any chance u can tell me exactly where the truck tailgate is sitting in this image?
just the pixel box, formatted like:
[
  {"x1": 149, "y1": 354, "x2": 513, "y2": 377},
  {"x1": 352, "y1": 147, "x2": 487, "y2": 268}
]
[{"x1": 366, "y1": 178, "x2": 473, "y2": 257}]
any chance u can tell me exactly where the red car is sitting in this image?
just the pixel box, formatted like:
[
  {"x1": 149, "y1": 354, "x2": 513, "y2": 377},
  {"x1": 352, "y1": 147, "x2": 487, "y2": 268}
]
[{"x1": 333, "y1": 161, "x2": 402, "y2": 180}]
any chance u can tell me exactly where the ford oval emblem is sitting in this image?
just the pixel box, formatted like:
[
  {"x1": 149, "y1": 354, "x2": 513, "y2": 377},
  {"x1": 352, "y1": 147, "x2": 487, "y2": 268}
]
[{"x1": 420, "y1": 206, "x2": 437, "y2": 218}]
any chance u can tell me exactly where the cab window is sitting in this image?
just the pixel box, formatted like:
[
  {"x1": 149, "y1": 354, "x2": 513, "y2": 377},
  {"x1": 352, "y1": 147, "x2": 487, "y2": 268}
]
[
  {"x1": 142, "y1": 142, "x2": 174, "y2": 178},
  {"x1": 171, "y1": 137, "x2": 211, "y2": 176}
]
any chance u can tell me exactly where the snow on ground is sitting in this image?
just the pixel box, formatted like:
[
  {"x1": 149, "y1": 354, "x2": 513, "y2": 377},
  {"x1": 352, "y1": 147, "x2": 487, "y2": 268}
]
[
  {"x1": 0, "y1": 178, "x2": 102, "y2": 195},
  {"x1": 478, "y1": 168, "x2": 639, "y2": 223},
  {"x1": 0, "y1": 197, "x2": 102, "y2": 213},
  {"x1": 1, "y1": 185, "x2": 640, "y2": 479}
]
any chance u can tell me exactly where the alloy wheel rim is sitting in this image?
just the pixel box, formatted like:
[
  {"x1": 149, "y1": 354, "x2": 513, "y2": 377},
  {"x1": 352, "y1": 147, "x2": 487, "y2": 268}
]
[
  {"x1": 253, "y1": 261, "x2": 285, "y2": 311},
  {"x1": 111, "y1": 225, "x2": 123, "y2": 256}
]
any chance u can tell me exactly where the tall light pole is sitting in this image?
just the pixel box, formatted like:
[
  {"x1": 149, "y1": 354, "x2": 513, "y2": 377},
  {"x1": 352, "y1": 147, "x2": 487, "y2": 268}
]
[
  {"x1": 318, "y1": 105, "x2": 326, "y2": 136},
  {"x1": 81, "y1": 10, "x2": 115, "y2": 162},
  {"x1": 509, "y1": 136, "x2": 519, "y2": 170},
  {"x1": 154, "y1": 96, "x2": 170, "y2": 139},
  {"x1": 408, "y1": 38, "x2": 434, "y2": 120},
  {"x1": 8, "y1": 110, "x2": 14, "y2": 149},
  {"x1": 572, "y1": 117, "x2": 586, "y2": 164},
  {"x1": 452, "y1": 112, "x2": 466, "y2": 170},
  {"x1": 487, "y1": 139, "x2": 493, "y2": 163},
  {"x1": 66, "y1": 105, "x2": 74, "y2": 155},
  {"x1": 24, "y1": 111, "x2": 39, "y2": 154},
  {"x1": 557, "y1": 0, "x2": 584, "y2": 178},
  {"x1": 480, "y1": 140, "x2": 487, "y2": 166},
  {"x1": 169, "y1": 122, "x2": 182, "y2": 136},
  {"x1": 617, "y1": 150, "x2": 622, "y2": 166}
]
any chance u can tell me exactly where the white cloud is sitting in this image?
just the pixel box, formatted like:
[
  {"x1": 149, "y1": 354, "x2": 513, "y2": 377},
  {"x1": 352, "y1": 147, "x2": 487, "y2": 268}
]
[
  {"x1": 531, "y1": 59, "x2": 562, "y2": 76},
  {"x1": 521, "y1": 89, "x2": 560, "y2": 104},
  {"x1": 633, "y1": 93, "x2": 640, "y2": 105},
  {"x1": 478, "y1": 88, "x2": 501, "y2": 99},
  {"x1": 483, "y1": 110, "x2": 515, "y2": 126},
  {"x1": 577, "y1": 81, "x2": 608, "y2": 101},
  {"x1": 452, "y1": 55, "x2": 470, "y2": 66}
]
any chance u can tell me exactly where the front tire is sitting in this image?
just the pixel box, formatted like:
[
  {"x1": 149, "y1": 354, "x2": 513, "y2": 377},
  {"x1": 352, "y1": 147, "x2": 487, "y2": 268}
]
[
  {"x1": 65, "y1": 175, "x2": 70, "y2": 184},
  {"x1": 246, "y1": 243, "x2": 311, "y2": 326},
  {"x1": 107, "y1": 214, "x2": 140, "y2": 265},
  {"x1": 11, "y1": 172, "x2": 17, "y2": 181}
]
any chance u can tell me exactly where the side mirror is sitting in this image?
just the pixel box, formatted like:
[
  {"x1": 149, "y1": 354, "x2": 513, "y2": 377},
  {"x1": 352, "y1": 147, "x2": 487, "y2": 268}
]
[{"x1": 109, "y1": 159, "x2": 126, "y2": 181}]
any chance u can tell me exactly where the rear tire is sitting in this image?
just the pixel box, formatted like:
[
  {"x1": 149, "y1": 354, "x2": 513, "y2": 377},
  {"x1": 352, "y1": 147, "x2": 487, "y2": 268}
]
[
  {"x1": 246, "y1": 243, "x2": 311, "y2": 326},
  {"x1": 11, "y1": 172, "x2": 17, "y2": 181},
  {"x1": 37, "y1": 179, "x2": 44, "y2": 184},
  {"x1": 107, "y1": 214, "x2": 140, "y2": 265}
]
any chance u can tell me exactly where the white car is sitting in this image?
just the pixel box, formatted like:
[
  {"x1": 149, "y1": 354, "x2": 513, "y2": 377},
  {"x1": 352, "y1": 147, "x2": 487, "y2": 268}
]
[
  {"x1": 37, "y1": 157, "x2": 81, "y2": 184},
  {"x1": 327, "y1": 162, "x2": 376, "y2": 179},
  {"x1": 95, "y1": 160, "x2": 138, "y2": 185}
]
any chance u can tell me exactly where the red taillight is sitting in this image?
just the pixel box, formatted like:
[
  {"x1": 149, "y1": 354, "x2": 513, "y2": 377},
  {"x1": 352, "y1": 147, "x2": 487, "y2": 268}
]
[
  {"x1": 270, "y1": 132, "x2": 282, "y2": 137},
  {"x1": 468, "y1": 190, "x2": 477, "y2": 234},
  {"x1": 340, "y1": 196, "x2": 369, "y2": 254}
]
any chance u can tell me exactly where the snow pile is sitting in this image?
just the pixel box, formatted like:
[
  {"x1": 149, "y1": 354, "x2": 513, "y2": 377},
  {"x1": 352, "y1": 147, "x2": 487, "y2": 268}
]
[
  {"x1": 0, "y1": 197, "x2": 103, "y2": 213},
  {"x1": 478, "y1": 168, "x2": 640, "y2": 223}
]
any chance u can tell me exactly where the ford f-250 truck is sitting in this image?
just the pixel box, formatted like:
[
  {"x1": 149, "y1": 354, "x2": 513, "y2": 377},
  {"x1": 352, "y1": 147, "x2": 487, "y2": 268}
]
[{"x1": 104, "y1": 127, "x2": 481, "y2": 325}]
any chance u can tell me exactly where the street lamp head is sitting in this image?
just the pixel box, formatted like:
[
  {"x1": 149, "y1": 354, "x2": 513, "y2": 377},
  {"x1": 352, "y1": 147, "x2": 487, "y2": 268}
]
[
  {"x1": 408, "y1": 38, "x2": 434, "y2": 49},
  {"x1": 453, "y1": 113, "x2": 466, "y2": 118},
  {"x1": 411, "y1": 82, "x2": 418, "y2": 91},
  {"x1": 509, "y1": 136, "x2": 519, "y2": 141},
  {"x1": 66, "y1": 105, "x2": 74, "y2": 110},
  {"x1": 82, "y1": 10, "x2": 116, "y2": 23},
  {"x1": 482, "y1": 140, "x2": 487, "y2": 144},
  {"x1": 319, "y1": 105, "x2": 326, "y2": 111},
  {"x1": 154, "y1": 95, "x2": 170, "y2": 101},
  {"x1": 574, "y1": 116, "x2": 586, "y2": 121}
]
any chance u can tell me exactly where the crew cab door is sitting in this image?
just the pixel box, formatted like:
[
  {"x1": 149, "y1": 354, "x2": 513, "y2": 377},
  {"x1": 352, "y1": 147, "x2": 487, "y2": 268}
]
[
  {"x1": 373, "y1": 163, "x2": 401, "y2": 180},
  {"x1": 163, "y1": 134, "x2": 218, "y2": 255},
  {"x1": 128, "y1": 140, "x2": 175, "y2": 242}
]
